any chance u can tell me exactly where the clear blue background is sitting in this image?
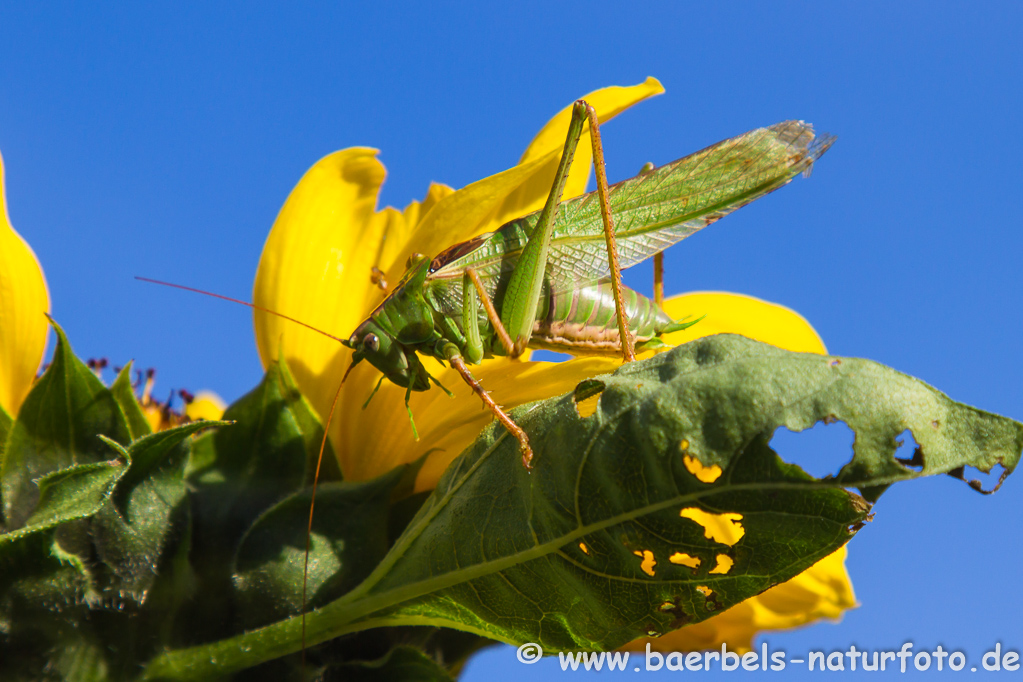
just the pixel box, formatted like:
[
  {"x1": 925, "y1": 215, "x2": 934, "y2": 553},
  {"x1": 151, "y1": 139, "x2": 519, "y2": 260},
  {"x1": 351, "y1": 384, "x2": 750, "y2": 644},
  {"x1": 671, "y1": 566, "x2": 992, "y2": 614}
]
[{"x1": 1, "y1": 2, "x2": 1020, "y2": 678}]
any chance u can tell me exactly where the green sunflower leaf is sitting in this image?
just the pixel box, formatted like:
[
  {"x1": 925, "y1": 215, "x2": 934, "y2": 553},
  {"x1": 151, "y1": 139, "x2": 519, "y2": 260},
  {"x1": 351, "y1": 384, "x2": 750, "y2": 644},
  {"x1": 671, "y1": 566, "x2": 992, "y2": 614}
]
[
  {"x1": 181, "y1": 355, "x2": 338, "y2": 645},
  {"x1": 142, "y1": 335, "x2": 1022, "y2": 680},
  {"x1": 187, "y1": 355, "x2": 337, "y2": 535},
  {"x1": 0, "y1": 420, "x2": 218, "y2": 681},
  {"x1": 0, "y1": 459, "x2": 126, "y2": 545},
  {"x1": 1, "y1": 320, "x2": 134, "y2": 529},
  {"x1": 0, "y1": 541, "x2": 106, "y2": 682},
  {"x1": 89, "y1": 423, "x2": 216, "y2": 604},
  {"x1": 233, "y1": 466, "x2": 404, "y2": 630},
  {"x1": 109, "y1": 361, "x2": 154, "y2": 441}
]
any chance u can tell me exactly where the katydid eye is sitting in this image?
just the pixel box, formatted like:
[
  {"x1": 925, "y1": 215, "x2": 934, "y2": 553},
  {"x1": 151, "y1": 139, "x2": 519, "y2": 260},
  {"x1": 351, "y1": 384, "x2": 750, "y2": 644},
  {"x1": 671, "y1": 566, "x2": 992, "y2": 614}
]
[{"x1": 363, "y1": 333, "x2": 380, "y2": 352}]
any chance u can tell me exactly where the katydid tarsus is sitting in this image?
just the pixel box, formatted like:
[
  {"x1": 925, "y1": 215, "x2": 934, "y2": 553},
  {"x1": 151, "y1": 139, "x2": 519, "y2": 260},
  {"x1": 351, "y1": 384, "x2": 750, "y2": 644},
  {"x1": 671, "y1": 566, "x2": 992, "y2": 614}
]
[{"x1": 140, "y1": 98, "x2": 833, "y2": 665}]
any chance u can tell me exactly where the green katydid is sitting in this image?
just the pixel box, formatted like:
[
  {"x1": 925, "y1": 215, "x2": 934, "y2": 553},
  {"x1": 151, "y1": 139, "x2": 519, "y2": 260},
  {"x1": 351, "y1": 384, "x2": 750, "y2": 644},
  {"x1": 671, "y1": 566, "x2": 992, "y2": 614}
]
[
  {"x1": 342, "y1": 101, "x2": 833, "y2": 467},
  {"x1": 138, "y1": 100, "x2": 833, "y2": 666},
  {"x1": 139, "y1": 102, "x2": 831, "y2": 467}
]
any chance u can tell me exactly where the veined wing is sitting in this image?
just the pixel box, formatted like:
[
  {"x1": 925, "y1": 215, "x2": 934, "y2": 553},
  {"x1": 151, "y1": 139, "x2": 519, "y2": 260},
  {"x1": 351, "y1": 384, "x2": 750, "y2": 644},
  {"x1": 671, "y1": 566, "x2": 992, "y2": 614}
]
[{"x1": 427, "y1": 121, "x2": 833, "y2": 312}]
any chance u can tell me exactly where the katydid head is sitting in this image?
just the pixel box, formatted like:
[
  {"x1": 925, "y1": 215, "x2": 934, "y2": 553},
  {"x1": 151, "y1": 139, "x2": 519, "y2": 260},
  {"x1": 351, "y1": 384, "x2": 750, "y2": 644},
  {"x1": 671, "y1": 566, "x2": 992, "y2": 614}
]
[{"x1": 345, "y1": 319, "x2": 430, "y2": 392}]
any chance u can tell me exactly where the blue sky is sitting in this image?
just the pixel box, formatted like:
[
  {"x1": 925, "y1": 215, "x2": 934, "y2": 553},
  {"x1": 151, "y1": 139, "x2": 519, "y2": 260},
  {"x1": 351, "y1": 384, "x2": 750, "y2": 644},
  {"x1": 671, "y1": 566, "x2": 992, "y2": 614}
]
[{"x1": 1, "y1": 2, "x2": 1020, "y2": 679}]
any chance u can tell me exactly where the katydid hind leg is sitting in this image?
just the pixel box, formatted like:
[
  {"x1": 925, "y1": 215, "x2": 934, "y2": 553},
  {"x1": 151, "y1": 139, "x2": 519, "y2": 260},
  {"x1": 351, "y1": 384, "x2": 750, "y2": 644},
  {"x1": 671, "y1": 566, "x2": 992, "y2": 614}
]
[
  {"x1": 582, "y1": 103, "x2": 635, "y2": 363},
  {"x1": 461, "y1": 270, "x2": 485, "y2": 364}
]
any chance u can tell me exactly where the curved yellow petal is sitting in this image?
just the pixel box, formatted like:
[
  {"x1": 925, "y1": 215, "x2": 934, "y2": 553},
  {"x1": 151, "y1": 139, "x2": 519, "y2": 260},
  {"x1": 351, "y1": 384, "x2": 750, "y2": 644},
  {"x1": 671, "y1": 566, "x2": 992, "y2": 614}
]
[
  {"x1": 627, "y1": 546, "x2": 855, "y2": 653},
  {"x1": 519, "y1": 78, "x2": 665, "y2": 166},
  {"x1": 254, "y1": 147, "x2": 386, "y2": 360},
  {"x1": 398, "y1": 291, "x2": 821, "y2": 487},
  {"x1": 369, "y1": 182, "x2": 458, "y2": 288},
  {"x1": 411, "y1": 356, "x2": 619, "y2": 491},
  {"x1": 256, "y1": 83, "x2": 667, "y2": 480},
  {"x1": 0, "y1": 150, "x2": 50, "y2": 418},
  {"x1": 383, "y1": 153, "x2": 556, "y2": 290},
  {"x1": 624, "y1": 294, "x2": 844, "y2": 653},
  {"x1": 660, "y1": 292, "x2": 826, "y2": 355},
  {"x1": 253, "y1": 148, "x2": 390, "y2": 446},
  {"x1": 391, "y1": 182, "x2": 455, "y2": 262}
]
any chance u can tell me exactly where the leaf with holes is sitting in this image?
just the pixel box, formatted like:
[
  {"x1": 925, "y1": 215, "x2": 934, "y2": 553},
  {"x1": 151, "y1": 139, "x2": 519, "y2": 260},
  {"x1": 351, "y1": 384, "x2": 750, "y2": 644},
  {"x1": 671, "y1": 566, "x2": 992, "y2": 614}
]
[{"x1": 142, "y1": 334, "x2": 1021, "y2": 680}]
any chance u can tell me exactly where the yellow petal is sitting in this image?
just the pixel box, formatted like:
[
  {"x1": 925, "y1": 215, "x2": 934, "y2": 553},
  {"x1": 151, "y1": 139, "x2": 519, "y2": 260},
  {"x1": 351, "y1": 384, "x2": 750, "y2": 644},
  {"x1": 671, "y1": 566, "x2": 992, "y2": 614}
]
[
  {"x1": 0, "y1": 150, "x2": 50, "y2": 418},
  {"x1": 518, "y1": 78, "x2": 665, "y2": 167},
  {"x1": 627, "y1": 546, "x2": 855, "y2": 653},
  {"x1": 402, "y1": 182, "x2": 454, "y2": 232},
  {"x1": 370, "y1": 182, "x2": 457, "y2": 289},
  {"x1": 660, "y1": 292, "x2": 826, "y2": 355},
  {"x1": 378, "y1": 152, "x2": 561, "y2": 293},
  {"x1": 142, "y1": 404, "x2": 165, "y2": 434},
  {"x1": 623, "y1": 294, "x2": 844, "y2": 652},
  {"x1": 410, "y1": 356, "x2": 619, "y2": 491},
  {"x1": 185, "y1": 390, "x2": 226, "y2": 421},
  {"x1": 397, "y1": 291, "x2": 820, "y2": 488},
  {"x1": 254, "y1": 147, "x2": 386, "y2": 355},
  {"x1": 252, "y1": 148, "x2": 389, "y2": 445}
]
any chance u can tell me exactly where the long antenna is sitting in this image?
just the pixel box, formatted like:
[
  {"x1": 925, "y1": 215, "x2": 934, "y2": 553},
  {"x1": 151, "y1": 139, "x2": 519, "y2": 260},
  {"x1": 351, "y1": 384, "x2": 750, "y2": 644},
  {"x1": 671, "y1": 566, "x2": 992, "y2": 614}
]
[
  {"x1": 135, "y1": 276, "x2": 348, "y2": 345},
  {"x1": 301, "y1": 359, "x2": 357, "y2": 668},
  {"x1": 138, "y1": 273, "x2": 358, "y2": 672}
]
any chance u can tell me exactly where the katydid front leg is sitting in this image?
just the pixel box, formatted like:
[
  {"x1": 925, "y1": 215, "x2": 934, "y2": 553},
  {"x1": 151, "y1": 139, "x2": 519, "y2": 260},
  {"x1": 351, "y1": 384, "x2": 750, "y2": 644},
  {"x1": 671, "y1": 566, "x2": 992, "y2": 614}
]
[
  {"x1": 499, "y1": 100, "x2": 635, "y2": 363},
  {"x1": 464, "y1": 267, "x2": 515, "y2": 358}
]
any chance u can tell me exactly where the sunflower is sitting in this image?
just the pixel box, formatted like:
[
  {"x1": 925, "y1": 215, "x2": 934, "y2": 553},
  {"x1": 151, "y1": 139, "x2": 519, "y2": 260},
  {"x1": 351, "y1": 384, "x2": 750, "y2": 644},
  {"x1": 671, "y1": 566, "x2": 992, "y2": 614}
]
[{"x1": 250, "y1": 78, "x2": 856, "y2": 653}]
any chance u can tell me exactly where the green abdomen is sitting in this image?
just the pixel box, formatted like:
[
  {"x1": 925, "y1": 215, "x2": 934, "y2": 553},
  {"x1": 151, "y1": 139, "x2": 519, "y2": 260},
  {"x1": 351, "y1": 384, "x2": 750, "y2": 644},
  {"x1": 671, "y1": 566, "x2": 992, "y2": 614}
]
[{"x1": 529, "y1": 281, "x2": 671, "y2": 355}]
